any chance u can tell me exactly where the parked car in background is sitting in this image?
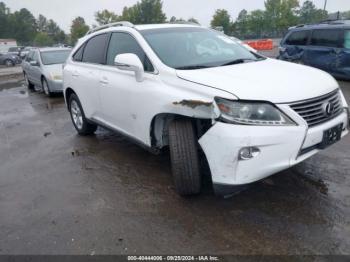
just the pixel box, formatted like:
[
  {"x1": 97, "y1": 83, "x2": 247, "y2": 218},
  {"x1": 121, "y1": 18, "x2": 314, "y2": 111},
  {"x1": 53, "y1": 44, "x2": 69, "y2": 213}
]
[
  {"x1": 7, "y1": 46, "x2": 24, "y2": 56},
  {"x1": 22, "y1": 47, "x2": 72, "y2": 96},
  {"x1": 19, "y1": 47, "x2": 33, "y2": 59},
  {"x1": 0, "y1": 52, "x2": 21, "y2": 66},
  {"x1": 63, "y1": 22, "x2": 348, "y2": 196},
  {"x1": 279, "y1": 20, "x2": 350, "y2": 80}
]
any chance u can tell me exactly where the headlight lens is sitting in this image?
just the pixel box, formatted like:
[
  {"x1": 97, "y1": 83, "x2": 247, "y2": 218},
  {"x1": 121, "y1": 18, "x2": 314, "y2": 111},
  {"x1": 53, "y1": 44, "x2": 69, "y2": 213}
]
[
  {"x1": 215, "y1": 97, "x2": 296, "y2": 126},
  {"x1": 50, "y1": 74, "x2": 62, "y2": 80}
]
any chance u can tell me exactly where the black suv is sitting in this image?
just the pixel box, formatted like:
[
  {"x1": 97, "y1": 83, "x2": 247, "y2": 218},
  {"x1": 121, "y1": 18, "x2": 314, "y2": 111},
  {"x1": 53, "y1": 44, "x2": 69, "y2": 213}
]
[{"x1": 279, "y1": 20, "x2": 350, "y2": 80}]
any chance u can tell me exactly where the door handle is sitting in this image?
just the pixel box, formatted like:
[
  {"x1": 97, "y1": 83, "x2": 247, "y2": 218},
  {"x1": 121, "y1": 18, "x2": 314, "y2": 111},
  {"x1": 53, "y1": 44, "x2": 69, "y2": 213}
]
[{"x1": 72, "y1": 71, "x2": 79, "y2": 77}]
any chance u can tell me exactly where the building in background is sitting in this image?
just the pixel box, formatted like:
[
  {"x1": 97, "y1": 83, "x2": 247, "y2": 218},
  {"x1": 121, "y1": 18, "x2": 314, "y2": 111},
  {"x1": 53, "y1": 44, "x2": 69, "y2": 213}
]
[{"x1": 0, "y1": 39, "x2": 18, "y2": 54}]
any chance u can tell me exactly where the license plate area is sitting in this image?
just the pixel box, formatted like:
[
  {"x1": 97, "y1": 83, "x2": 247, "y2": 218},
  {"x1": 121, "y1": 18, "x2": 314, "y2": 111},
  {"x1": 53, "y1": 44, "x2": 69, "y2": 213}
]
[{"x1": 320, "y1": 123, "x2": 343, "y2": 149}]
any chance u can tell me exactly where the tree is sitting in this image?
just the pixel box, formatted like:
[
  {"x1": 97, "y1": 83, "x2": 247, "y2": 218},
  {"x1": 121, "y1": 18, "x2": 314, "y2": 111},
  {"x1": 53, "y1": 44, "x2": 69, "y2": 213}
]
[
  {"x1": 188, "y1": 17, "x2": 199, "y2": 24},
  {"x1": 70, "y1": 16, "x2": 89, "y2": 45},
  {"x1": 9, "y1": 8, "x2": 37, "y2": 45},
  {"x1": 95, "y1": 9, "x2": 119, "y2": 25},
  {"x1": 37, "y1": 14, "x2": 48, "y2": 32},
  {"x1": 299, "y1": 1, "x2": 328, "y2": 24},
  {"x1": 234, "y1": 9, "x2": 249, "y2": 37},
  {"x1": 121, "y1": 0, "x2": 166, "y2": 24},
  {"x1": 0, "y1": 2, "x2": 10, "y2": 37},
  {"x1": 34, "y1": 32, "x2": 53, "y2": 46},
  {"x1": 264, "y1": 0, "x2": 299, "y2": 37},
  {"x1": 211, "y1": 9, "x2": 231, "y2": 34}
]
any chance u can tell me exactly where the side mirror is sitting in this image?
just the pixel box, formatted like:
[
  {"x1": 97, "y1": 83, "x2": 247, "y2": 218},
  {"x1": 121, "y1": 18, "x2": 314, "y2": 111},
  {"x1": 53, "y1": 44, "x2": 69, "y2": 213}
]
[
  {"x1": 114, "y1": 53, "x2": 144, "y2": 82},
  {"x1": 30, "y1": 60, "x2": 39, "y2": 66}
]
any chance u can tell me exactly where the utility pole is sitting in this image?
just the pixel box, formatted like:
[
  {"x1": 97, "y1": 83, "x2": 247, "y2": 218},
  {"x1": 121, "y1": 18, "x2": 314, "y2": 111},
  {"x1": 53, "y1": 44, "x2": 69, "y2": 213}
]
[{"x1": 324, "y1": 0, "x2": 328, "y2": 11}]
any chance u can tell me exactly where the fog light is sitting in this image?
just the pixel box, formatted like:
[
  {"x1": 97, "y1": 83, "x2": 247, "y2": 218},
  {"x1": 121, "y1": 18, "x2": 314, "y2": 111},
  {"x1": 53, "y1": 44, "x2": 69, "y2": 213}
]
[{"x1": 239, "y1": 147, "x2": 260, "y2": 160}]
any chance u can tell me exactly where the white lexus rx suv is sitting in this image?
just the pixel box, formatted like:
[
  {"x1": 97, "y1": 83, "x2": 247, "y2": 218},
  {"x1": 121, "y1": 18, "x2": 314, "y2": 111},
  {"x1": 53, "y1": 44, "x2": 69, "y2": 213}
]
[{"x1": 63, "y1": 22, "x2": 349, "y2": 196}]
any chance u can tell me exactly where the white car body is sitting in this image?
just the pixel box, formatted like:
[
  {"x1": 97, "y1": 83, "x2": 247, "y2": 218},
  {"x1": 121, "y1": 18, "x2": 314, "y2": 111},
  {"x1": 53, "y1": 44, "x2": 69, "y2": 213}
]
[{"x1": 63, "y1": 23, "x2": 349, "y2": 195}]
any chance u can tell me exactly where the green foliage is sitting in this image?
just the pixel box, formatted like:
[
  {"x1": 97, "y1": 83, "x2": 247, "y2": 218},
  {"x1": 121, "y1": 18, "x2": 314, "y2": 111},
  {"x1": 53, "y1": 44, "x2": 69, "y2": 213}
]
[
  {"x1": 34, "y1": 32, "x2": 53, "y2": 46},
  {"x1": 299, "y1": 0, "x2": 328, "y2": 24},
  {"x1": 95, "y1": 9, "x2": 120, "y2": 25},
  {"x1": 119, "y1": 0, "x2": 166, "y2": 24},
  {"x1": 70, "y1": 17, "x2": 89, "y2": 45},
  {"x1": 0, "y1": 2, "x2": 67, "y2": 46},
  {"x1": 211, "y1": 9, "x2": 231, "y2": 34}
]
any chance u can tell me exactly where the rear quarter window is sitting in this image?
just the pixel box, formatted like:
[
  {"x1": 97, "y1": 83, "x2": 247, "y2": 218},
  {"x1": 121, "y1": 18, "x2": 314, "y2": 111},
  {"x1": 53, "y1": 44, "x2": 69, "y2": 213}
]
[{"x1": 285, "y1": 30, "x2": 309, "y2": 45}]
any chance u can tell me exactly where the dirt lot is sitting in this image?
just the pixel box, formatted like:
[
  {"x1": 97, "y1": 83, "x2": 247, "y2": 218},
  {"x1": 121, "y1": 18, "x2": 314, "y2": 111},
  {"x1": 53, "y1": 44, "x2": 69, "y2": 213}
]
[{"x1": 0, "y1": 73, "x2": 349, "y2": 255}]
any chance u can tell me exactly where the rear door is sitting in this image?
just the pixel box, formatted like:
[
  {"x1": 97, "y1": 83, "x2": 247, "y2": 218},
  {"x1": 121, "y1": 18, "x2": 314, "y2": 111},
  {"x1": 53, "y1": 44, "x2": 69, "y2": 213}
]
[
  {"x1": 304, "y1": 29, "x2": 342, "y2": 74},
  {"x1": 69, "y1": 33, "x2": 109, "y2": 119}
]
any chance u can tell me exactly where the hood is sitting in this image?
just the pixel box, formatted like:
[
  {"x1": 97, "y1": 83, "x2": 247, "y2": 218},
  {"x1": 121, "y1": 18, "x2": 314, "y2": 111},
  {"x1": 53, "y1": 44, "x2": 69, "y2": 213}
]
[{"x1": 176, "y1": 58, "x2": 338, "y2": 103}]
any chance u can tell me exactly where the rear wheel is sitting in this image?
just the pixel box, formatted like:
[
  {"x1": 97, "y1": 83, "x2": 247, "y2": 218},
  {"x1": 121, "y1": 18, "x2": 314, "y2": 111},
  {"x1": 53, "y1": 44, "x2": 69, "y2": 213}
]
[
  {"x1": 69, "y1": 93, "x2": 97, "y2": 136},
  {"x1": 168, "y1": 119, "x2": 201, "y2": 196}
]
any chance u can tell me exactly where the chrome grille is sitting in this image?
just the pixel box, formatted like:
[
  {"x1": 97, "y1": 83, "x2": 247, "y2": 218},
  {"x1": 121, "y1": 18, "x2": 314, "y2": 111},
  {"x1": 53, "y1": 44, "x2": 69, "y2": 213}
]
[{"x1": 290, "y1": 90, "x2": 343, "y2": 127}]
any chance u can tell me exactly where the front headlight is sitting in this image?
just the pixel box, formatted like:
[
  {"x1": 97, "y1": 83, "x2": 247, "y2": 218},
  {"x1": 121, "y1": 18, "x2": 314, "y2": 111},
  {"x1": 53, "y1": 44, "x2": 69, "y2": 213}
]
[
  {"x1": 50, "y1": 73, "x2": 62, "y2": 81},
  {"x1": 215, "y1": 97, "x2": 296, "y2": 126}
]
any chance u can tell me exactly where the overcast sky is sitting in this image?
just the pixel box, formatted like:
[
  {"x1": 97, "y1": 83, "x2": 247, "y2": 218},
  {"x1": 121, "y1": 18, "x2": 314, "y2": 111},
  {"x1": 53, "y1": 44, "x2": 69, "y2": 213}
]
[{"x1": 2, "y1": 0, "x2": 349, "y2": 32}]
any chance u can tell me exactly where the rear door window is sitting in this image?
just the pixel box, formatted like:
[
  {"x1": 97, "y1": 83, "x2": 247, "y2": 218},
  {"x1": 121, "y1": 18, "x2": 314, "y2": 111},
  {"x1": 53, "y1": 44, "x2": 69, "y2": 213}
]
[
  {"x1": 310, "y1": 29, "x2": 341, "y2": 48},
  {"x1": 344, "y1": 30, "x2": 350, "y2": 49},
  {"x1": 82, "y1": 33, "x2": 109, "y2": 64},
  {"x1": 285, "y1": 30, "x2": 310, "y2": 45}
]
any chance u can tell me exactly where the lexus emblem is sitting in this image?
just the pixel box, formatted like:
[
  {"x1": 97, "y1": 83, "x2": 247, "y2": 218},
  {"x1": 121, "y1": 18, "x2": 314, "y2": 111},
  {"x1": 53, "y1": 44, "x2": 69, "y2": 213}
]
[{"x1": 323, "y1": 101, "x2": 335, "y2": 116}]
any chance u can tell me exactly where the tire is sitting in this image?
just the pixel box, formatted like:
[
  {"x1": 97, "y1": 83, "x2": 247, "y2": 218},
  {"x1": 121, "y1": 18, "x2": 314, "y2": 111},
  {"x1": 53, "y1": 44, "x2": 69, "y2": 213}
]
[
  {"x1": 5, "y1": 59, "x2": 14, "y2": 67},
  {"x1": 69, "y1": 93, "x2": 97, "y2": 136},
  {"x1": 168, "y1": 119, "x2": 201, "y2": 196},
  {"x1": 42, "y1": 78, "x2": 53, "y2": 97},
  {"x1": 24, "y1": 73, "x2": 34, "y2": 90}
]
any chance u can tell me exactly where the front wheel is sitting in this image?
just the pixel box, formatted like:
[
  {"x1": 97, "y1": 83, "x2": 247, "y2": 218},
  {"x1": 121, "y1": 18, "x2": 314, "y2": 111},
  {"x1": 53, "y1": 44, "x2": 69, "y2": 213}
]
[
  {"x1": 168, "y1": 119, "x2": 201, "y2": 196},
  {"x1": 42, "y1": 78, "x2": 53, "y2": 97},
  {"x1": 69, "y1": 94, "x2": 97, "y2": 136}
]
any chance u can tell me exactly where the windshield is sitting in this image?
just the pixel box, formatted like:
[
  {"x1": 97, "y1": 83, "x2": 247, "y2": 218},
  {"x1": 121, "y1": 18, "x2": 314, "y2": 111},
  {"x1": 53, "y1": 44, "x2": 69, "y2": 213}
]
[
  {"x1": 141, "y1": 27, "x2": 262, "y2": 69},
  {"x1": 40, "y1": 50, "x2": 71, "y2": 65}
]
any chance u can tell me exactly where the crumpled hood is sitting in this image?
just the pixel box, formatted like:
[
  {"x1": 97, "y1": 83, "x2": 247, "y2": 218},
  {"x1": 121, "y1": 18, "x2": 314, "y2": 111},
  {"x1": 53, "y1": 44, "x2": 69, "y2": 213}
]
[{"x1": 176, "y1": 58, "x2": 338, "y2": 103}]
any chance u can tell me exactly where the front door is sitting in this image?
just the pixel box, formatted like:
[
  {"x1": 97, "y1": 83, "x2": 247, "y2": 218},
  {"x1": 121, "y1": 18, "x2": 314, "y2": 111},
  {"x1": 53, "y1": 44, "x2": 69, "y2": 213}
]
[{"x1": 99, "y1": 32, "x2": 156, "y2": 140}]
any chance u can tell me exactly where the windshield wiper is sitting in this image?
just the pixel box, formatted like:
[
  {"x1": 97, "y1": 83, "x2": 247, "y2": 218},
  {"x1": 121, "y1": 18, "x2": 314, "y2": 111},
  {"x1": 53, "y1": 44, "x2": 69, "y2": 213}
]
[
  {"x1": 220, "y1": 58, "x2": 258, "y2": 67},
  {"x1": 175, "y1": 65, "x2": 211, "y2": 70}
]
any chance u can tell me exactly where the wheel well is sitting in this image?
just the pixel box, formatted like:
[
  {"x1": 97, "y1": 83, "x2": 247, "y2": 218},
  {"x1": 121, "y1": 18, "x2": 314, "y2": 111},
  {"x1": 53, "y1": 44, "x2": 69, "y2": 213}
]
[
  {"x1": 65, "y1": 88, "x2": 76, "y2": 109},
  {"x1": 150, "y1": 113, "x2": 212, "y2": 149}
]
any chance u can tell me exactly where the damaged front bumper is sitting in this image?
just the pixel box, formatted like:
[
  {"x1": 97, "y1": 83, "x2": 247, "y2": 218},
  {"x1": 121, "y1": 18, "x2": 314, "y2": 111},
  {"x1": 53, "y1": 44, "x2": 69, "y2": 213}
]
[{"x1": 199, "y1": 110, "x2": 349, "y2": 196}]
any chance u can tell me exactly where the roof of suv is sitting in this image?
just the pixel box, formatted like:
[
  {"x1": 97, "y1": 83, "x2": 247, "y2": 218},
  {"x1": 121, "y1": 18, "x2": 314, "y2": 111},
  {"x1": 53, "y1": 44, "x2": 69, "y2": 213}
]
[
  {"x1": 135, "y1": 23, "x2": 200, "y2": 31},
  {"x1": 289, "y1": 20, "x2": 350, "y2": 31}
]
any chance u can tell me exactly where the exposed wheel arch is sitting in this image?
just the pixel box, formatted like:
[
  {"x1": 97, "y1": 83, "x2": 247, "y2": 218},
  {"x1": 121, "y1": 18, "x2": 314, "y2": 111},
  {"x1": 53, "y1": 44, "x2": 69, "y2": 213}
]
[{"x1": 150, "y1": 113, "x2": 213, "y2": 149}]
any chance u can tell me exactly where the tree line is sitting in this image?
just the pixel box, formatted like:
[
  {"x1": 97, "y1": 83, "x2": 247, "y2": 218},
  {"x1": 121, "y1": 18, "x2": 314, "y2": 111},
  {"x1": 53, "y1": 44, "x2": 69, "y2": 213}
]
[
  {"x1": 211, "y1": 0, "x2": 350, "y2": 39},
  {"x1": 0, "y1": 0, "x2": 349, "y2": 47}
]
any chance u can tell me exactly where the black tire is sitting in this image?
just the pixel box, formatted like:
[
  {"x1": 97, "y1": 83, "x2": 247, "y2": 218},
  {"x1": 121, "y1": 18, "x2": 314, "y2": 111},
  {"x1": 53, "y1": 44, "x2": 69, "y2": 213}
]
[
  {"x1": 69, "y1": 93, "x2": 97, "y2": 136},
  {"x1": 168, "y1": 119, "x2": 201, "y2": 196},
  {"x1": 24, "y1": 73, "x2": 34, "y2": 90},
  {"x1": 5, "y1": 59, "x2": 14, "y2": 67},
  {"x1": 42, "y1": 78, "x2": 53, "y2": 97}
]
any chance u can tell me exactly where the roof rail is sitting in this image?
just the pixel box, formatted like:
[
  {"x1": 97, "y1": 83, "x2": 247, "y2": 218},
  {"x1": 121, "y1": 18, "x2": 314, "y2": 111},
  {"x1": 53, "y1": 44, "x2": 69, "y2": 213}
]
[{"x1": 86, "y1": 21, "x2": 134, "y2": 35}]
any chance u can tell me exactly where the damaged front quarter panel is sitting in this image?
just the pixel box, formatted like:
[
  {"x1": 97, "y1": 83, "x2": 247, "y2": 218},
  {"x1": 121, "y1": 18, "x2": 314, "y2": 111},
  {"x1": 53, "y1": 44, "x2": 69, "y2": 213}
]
[{"x1": 172, "y1": 99, "x2": 221, "y2": 119}]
